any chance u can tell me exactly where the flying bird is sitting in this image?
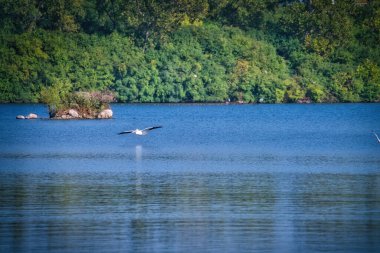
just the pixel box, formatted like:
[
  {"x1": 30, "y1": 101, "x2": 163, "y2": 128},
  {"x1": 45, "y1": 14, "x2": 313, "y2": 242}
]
[
  {"x1": 118, "y1": 126, "x2": 162, "y2": 136},
  {"x1": 373, "y1": 131, "x2": 380, "y2": 143}
]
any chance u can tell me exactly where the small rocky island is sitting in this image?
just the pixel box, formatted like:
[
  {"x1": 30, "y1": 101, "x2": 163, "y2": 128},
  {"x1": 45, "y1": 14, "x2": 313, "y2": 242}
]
[
  {"x1": 42, "y1": 89, "x2": 115, "y2": 119},
  {"x1": 50, "y1": 92, "x2": 114, "y2": 119}
]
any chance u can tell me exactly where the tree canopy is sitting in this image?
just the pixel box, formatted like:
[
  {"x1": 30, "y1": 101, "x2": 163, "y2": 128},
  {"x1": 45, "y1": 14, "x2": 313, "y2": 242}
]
[{"x1": 0, "y1": 0, "x2": 379, "y2": 103}]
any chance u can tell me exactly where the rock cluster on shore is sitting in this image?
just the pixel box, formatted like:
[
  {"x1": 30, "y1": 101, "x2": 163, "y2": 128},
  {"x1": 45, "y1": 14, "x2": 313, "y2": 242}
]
[
  {"x1": 16, "y1": 113, "x2": 38, "y2": 119},
  {"x1": 52, "y1": 109, "x2": 113, "y2": 119},
  {"x1": 16, "y1": 109, "x2": 113, "y2": 120},
  {"x1": 97, "y1": 109, "x2": 113, "y2": 119}
]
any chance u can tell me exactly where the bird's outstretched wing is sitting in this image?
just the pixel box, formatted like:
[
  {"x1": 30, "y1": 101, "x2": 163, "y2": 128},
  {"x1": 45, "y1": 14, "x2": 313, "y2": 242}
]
[
  {"x1": 118, "y1": 130, "x2": 133, "y2": 135},
  {"x1": 143, "y1": 126, "x2": 162, "y2": 131},
  {"x1": 373, "y1": 131, "x2": 380, "y2": 143}
]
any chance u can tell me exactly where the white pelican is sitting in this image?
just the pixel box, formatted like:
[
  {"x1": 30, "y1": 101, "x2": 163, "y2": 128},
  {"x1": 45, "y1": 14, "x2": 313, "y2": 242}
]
[
  {"x1": 373, "y1": 131, "x2": 380, "y2": 143},
  {"x1": 118, "y1": 126, "x2": 162, "y2": 135}
]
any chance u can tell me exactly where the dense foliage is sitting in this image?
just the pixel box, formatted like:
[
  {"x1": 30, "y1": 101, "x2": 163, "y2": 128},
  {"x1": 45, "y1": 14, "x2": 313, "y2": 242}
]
[{"x1": 0, "y1": 0, "x2": 379, "y2": 103}]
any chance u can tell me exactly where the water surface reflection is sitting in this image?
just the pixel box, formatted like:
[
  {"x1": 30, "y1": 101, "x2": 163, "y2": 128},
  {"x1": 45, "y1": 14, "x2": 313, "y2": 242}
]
[{"x1": 1, "y1": 171, "x2": 379, "y2": 252}]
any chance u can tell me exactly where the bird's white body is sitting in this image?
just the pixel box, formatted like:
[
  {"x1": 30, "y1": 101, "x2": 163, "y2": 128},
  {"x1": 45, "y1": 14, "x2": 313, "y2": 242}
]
[{"x1": 134, "y1": 129, "x2": 146, "y2": 135}]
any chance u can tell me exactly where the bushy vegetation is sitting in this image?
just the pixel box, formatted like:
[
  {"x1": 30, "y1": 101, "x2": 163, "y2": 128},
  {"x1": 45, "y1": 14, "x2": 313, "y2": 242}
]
[
  {"x1": 40, "y1": 81, "x2": 114, "y2": 118},
  {"x1": 0, "y1": 0, "x2": 379, "y2": 103}
]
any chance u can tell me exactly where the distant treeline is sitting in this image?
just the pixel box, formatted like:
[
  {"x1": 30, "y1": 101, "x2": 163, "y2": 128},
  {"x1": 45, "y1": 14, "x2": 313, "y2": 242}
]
[{"x1": 0, "y1": 0, "x2": 379, "y2": 103}]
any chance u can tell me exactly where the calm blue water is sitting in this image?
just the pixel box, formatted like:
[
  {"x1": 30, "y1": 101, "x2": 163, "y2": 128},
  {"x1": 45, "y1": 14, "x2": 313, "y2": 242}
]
[{"x1": 0, "y1": 103, "x2": 379, "y2": 253}]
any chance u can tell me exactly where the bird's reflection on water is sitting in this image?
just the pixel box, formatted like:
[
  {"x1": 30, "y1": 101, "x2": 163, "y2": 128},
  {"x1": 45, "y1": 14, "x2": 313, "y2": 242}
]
[{"x1": 135, "y1": 145, "x2": 143, "y2": 162}]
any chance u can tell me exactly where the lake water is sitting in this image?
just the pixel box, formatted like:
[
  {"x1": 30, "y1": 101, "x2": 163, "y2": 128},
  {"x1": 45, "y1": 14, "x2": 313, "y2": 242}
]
[{"x1": 0, "y1": 103, "x2": 379, "y2": 253}]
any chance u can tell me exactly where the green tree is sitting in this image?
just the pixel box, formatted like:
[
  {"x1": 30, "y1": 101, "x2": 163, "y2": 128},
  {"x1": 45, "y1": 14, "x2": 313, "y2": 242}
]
[{"x1": 356, "y1": 59, "x2": 380, "y2": 102}]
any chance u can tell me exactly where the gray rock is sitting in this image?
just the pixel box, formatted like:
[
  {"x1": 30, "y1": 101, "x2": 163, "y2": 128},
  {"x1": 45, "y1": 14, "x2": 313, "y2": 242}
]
[
  {"x1": 26, "y1": 113, "x2": 38, "y2": 119},
  {"x1": 16, "y1": 115, "x2": 25, "y2": 119},
  {"x1": 68, "y1": 109, "x2": 79, "y2": 118},
  {"x1": 97, "y1": 109, "x2": 113, "y2": 119}
]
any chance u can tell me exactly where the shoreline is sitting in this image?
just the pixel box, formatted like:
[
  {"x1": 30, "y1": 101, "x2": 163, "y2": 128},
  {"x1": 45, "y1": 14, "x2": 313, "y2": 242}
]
[{"x1": 2, "y1": 101, "x2": 379, "y2": 106}]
